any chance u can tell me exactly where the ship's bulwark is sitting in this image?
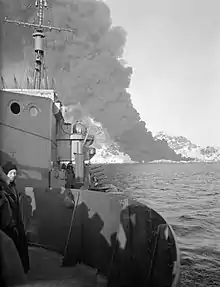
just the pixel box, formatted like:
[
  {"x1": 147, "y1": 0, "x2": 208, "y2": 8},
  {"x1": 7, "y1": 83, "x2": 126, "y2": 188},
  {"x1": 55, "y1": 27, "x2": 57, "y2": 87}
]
[{"x1": 21, "y1": 186, "x2": 179, "y2": 287}]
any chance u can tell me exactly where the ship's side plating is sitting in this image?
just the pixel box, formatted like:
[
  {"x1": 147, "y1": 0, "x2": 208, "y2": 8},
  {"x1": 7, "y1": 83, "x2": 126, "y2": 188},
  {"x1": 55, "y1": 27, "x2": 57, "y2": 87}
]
[{"x1": 0, "y1": 89, "x2": 56, "y2": 176}]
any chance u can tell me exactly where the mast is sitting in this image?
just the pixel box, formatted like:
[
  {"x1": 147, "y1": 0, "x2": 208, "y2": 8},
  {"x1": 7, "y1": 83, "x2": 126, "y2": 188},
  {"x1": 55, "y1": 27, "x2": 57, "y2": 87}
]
[{"x1": 4, "y1": 0, "x2": 75, "y2": 90}]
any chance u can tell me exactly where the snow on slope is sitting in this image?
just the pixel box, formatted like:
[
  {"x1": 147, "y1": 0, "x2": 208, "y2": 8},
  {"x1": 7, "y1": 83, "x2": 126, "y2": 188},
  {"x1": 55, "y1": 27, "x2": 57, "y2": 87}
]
[{"x1": 154, "y1": 132, "x2": 220, "y2": 162}]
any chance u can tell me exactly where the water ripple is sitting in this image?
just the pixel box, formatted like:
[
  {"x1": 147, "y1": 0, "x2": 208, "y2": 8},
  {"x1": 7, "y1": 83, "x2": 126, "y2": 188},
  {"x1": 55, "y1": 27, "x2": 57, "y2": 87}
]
[{"x1": 104, "y1": 162, "x2": 220, "y2": 287}]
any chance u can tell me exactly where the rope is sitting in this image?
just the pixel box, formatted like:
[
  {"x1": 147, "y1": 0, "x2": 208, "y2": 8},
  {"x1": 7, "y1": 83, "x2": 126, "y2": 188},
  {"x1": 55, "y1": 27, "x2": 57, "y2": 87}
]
[
  {"x1": 106, "y1": 231, "x2": 119, "y2": 280},
  {"x1": 147, "y1": 226, "x2": 159, "y2": 284},
  {"x1": 27, "y1": 192, "x2": 81, "y2": 259},
  {"x1": 83, "y1": 126, "x2": 91, "y2": 146},
  {"x1": 63, "y1": 190, "x2": 80, "y2": 260}
]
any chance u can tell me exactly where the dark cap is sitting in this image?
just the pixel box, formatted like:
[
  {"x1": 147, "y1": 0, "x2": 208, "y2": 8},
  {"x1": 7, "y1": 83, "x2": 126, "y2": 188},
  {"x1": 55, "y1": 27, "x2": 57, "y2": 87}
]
[
  {"x1": 2, "y1": 161, "x2": 17, "y2": 175},
  {"x1": 0, "y1": 166, "x2": 9, "y2": 185}
]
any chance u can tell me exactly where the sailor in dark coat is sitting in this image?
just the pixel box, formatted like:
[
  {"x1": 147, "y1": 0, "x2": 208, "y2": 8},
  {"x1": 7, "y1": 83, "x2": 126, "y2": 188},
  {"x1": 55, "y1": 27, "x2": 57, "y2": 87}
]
[
  {"x1": 0, "y1": 229, "x2": 26, "y2": 286},
  {"x1": 0, "y1": 162, "x2": 30, "y2": 274},
  {"x1": 65, "y1": 162, "x2": 76, "y2": 188}
]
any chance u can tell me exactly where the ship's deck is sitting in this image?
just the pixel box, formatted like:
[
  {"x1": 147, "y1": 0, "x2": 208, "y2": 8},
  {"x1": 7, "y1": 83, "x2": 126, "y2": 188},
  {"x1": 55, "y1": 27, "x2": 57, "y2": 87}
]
[{"x1": 25, "y1": 247, "x2": 105, "y2": 287}]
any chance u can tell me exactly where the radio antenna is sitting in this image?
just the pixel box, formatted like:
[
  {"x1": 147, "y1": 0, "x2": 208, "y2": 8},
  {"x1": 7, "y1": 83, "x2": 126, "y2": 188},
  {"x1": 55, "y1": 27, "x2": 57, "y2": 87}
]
[{"x1": 4, "y1": 0, "x2": 76, "y2": 90}]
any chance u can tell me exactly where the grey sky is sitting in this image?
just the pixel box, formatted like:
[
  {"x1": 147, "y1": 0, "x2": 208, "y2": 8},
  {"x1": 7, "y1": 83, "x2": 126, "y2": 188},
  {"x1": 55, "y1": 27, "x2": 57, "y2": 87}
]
[{"x1": 106, "y1": 0, "x2": 220, "y2": 146}]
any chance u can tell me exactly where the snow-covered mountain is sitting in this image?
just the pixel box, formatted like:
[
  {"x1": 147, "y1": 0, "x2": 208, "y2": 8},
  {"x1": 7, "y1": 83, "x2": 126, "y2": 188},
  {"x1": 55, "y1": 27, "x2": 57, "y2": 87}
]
[{"x1": 154, "y1": 132, "x2": 220, "y2": 162}]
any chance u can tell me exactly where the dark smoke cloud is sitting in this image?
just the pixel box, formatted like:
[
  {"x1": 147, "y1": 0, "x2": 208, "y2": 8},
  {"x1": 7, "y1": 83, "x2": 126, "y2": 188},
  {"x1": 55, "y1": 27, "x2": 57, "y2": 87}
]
[
  {"x1": 0, "y1": 0, "x2": 183, "y2": 162},
  {"x1": 0, "y1": 0, "x2": 35, "y2": 62}
]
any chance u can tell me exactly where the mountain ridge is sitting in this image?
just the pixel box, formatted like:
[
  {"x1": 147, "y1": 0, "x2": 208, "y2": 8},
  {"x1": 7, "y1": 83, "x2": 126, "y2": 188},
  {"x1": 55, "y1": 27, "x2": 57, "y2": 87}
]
[
  {"x1": 154, "y1": 131, "x2": 220, "y2": 162},
  {"x1": 64, "y1": 108, "x2": 220, "y2": 163}
]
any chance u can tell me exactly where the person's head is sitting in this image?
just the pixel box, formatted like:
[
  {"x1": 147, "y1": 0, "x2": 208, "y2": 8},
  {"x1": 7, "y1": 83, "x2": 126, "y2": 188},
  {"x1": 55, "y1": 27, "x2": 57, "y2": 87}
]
[{"x1": 2, "y1": 162, "x2": 17, "y2": 183}]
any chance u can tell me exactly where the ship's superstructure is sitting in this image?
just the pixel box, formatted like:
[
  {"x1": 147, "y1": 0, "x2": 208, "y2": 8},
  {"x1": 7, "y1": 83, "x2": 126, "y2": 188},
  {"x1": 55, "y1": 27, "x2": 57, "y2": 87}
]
[
  {"x1": 0, "y1": 0, "x2": 98, "y2": 189},
  {"x1": 0, "y1": 87, "x2": 97, "y2": 189}
]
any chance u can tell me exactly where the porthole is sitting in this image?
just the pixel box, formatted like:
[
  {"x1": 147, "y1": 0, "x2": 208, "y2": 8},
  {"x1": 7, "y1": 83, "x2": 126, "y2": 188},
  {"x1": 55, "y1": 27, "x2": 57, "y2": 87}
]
[
  {"x1": 29, "y1": 106, "x2": 39, "y2": 117},
  {"x1": 10, "y1": 102, "x2": 20, "y2": 115}
]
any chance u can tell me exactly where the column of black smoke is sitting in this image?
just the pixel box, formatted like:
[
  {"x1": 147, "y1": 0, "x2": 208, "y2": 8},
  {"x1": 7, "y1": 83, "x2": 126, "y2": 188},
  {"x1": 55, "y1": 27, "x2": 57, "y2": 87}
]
[
  {"x1": 0, "y1": 0, "x2": 34, "y2": 63},
  {"x1": 0, "y1": 0, "x2": 183, "y2": 162}
]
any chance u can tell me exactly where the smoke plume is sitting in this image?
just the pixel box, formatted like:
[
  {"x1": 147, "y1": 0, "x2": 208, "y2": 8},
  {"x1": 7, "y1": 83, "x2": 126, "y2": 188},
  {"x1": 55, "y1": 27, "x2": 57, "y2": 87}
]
[{"x1": 0, "y1": 0, "x2": 182, "y2": 162}]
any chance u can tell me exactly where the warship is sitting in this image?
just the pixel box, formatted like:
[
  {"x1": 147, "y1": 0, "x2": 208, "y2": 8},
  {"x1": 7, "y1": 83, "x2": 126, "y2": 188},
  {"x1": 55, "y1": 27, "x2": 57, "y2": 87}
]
[{"x1": 0, "y1": 1, "x2": 180, "y2": 286}]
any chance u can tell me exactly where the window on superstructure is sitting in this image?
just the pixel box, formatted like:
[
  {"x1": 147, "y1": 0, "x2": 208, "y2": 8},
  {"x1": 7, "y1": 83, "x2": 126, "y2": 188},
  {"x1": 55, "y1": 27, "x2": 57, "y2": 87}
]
[
  {"x1": 10, "y1": 102, "x2": 20, "y2": 115},
  {"x1": 29, "y1": 106, "x2": 39, "y2": 117}
]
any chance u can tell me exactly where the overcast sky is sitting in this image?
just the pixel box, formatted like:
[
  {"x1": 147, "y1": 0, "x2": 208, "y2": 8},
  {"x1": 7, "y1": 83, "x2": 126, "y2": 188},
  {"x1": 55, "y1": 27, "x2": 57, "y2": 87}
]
[{"x1": 106, "y1": 0, "x2": 220, "y2": 147}]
